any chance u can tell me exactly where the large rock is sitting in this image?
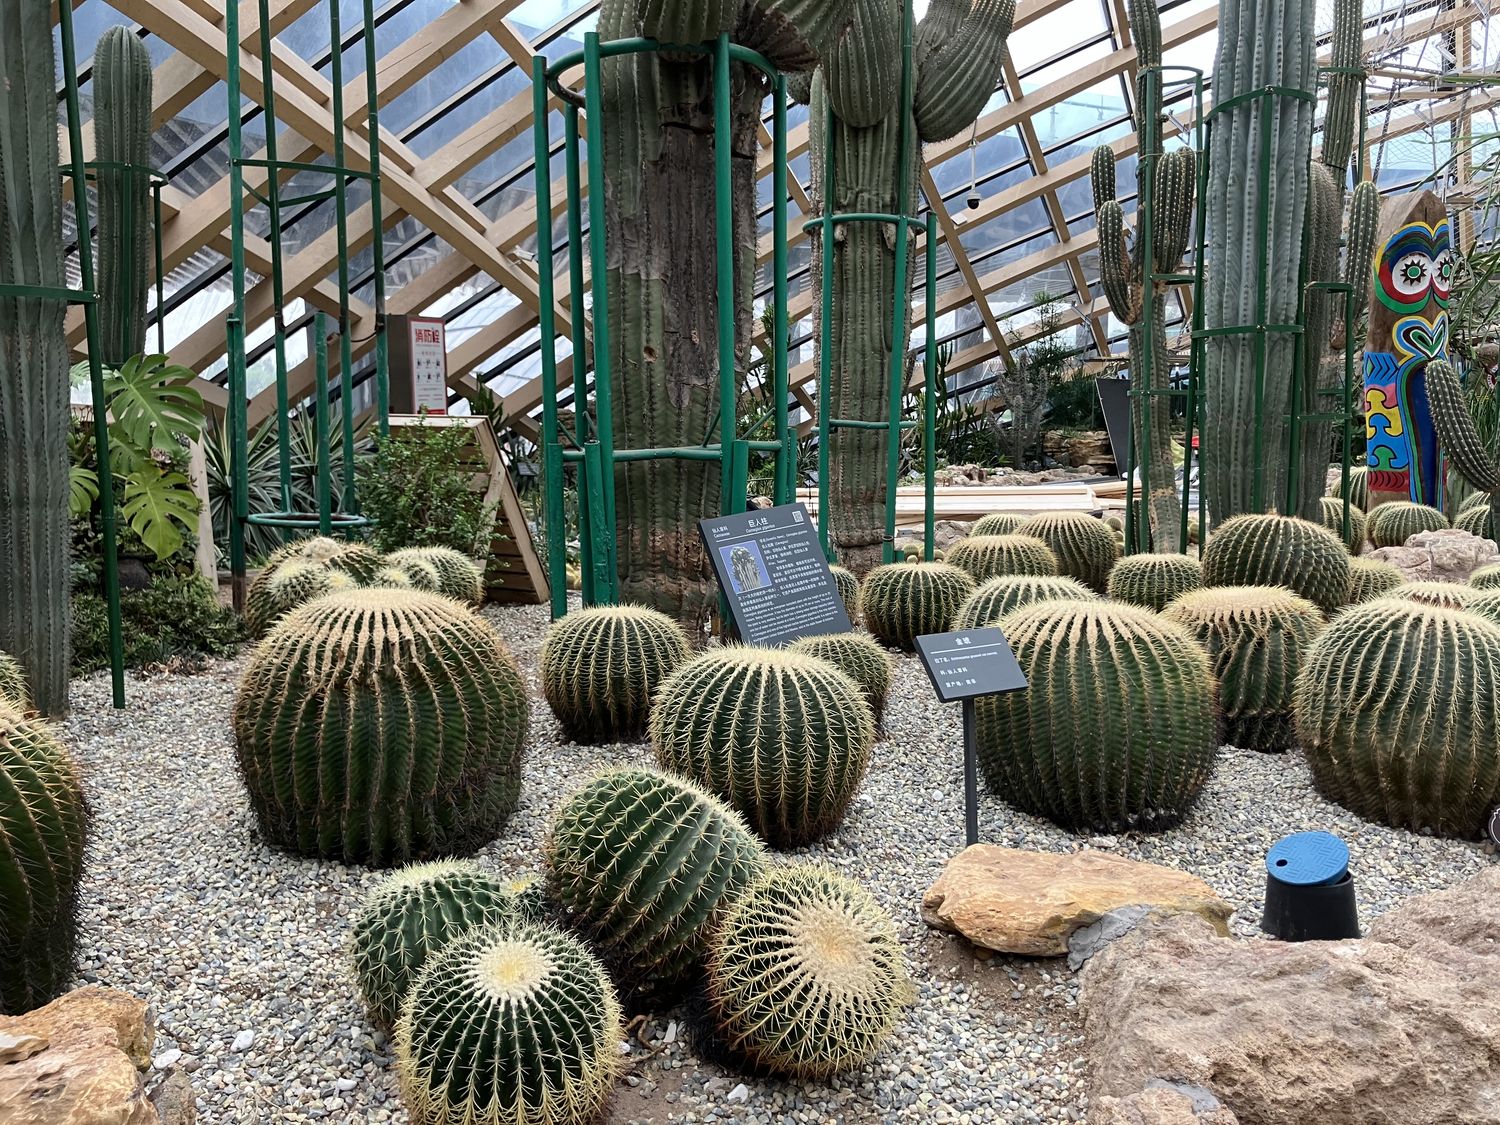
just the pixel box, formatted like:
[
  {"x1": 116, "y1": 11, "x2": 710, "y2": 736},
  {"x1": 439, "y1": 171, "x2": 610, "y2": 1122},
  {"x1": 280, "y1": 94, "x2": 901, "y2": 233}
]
[
  {"x1": 1367, "y1": 527, "x2": 1500, "y2": 582},
  {"x1": 1093, "y1": 1083, "x2": 1240, "y2": 1125},
  {"x1": 1080, "y1": 867, "x2": 1500, "y2": 1125},
  {"x1": 921, "y1": 845, "x2": 1232, "y2": 957}
]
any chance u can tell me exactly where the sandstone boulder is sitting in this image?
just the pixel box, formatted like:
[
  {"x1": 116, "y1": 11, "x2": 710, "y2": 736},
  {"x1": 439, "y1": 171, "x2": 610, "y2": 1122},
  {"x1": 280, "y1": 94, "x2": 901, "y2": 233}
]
[
  {"x1": 1367, "y1": 527, "x2": 1500, "y2": 582},
  {"x1": 1080, "y1": 867, "x2": 1500, "y2": 1125},
  {"x1": 1092, "y1": 1083, "x2": 1240, "y2": 1125},
  {"x1": 920, "y1": 845, "x2": 1232, "y2": 957}
]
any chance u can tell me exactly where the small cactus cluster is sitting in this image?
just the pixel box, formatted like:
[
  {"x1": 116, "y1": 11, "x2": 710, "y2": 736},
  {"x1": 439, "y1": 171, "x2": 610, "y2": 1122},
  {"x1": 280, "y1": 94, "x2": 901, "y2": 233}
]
[
  {"x1": 1200, "y1": 514, "x2": 1350, "y2": 614},
  {"x1": 651, "y1": 648, "x2": 874, "y2": 848},
  {"x1": 859, "y1": 563, "x2": 976, "y2": 650},
  {"x1": 1326, "y1": 465, "x2": 1370, "y2": 512},
  {"x1": 945, "y1": 535, "x2": 1057, "y2": 582},
  {"x1": 1366, "y1": 502, "x2": 1449, "y2": 548},
  {"x1": 0, "y1": 650, "x2": 27, "y2": 711},
  {"x1": 246, "y1": 560, "x2": 358, "y2": 636},
  {"x1": 1013, "y1": 513, "x2": 1119, "y2": 592},
  {"x1": 351, "y1": 860, "x2": 545, "y2": 1028},
  {"x1": 829, "y1": 564, "x2": 861, "y2": 622},
  {"x1": 385, "y1": 548, "x2": 484, "y2": 606},
  {"x1": 1106, "y1": 553, "x2": 1203, "y2": 612},
  {"x1": 1162, "y1": 586, "x2": 1324, "y2": 751},
  {"x1": 1348, "y1": 557, "x2": 1405, "y2": 604},
  {"x1": 971, "y1": 512, "x2": 1026, "y2": 537},
  {"x1": 233, "y1": 589, "x2": 528, "y2": 866},
  {"x1": 975, "y1": 601, "x2": 1217, "y2": 831},
  {"x1": 1, "y1": 703, "x2": 88, "y2": 1014},
  {"x1": 1387, "y1": 582, "x2": 1476, "y2": 611},
  {"x1": 1295, "y1": 598, "x2": 1500, "y2": 836},
  {"x1": 1471, "y1": 563, "x2": 1500, "y2": 591},
  {"x1": 788, "y1": 632, "x2": 893, "y2": 727},
  {"x1": 706, "y1": 864, "x2": 908, "y2": 1079},
  {"x1": 1317, "y1": 497, "x2": 1367, "y2": 553},
  {"x1": 954, "y1": 576, "x2": 1097, "y2": 629},
  {"x1": 539, "y1": 605, "x2": 690, "y2": 743}
]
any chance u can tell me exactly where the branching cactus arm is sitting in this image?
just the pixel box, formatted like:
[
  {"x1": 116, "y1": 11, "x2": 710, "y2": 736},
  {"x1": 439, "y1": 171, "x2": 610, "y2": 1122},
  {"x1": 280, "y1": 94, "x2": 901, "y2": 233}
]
[{"x1": 913, "y1": 0, "x2": 1016, "y2": 143}]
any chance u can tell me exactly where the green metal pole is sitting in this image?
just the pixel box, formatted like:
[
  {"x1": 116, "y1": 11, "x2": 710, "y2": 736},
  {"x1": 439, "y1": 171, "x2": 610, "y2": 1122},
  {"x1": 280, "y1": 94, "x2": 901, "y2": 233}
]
[
  {"x1": 534, "y1": 57, "x2": 568, "y2": 621},
  {"x1": 314, "y1": 313, "x2": 333, "y2": 534},
  {"x1": 257, "y1": 0, "x2": 294, "y2": 523},
  {"x1": 362, "y1": 0, "x2": 389, "y2": 440},
  {"x1": 563, "y1": 102, "x2": 595, "y2": 607},
  {"x1": 225, "y1": 0, "x2": 250, "y2": 612},
  {"x1": 882, "y1": 0, "x2": 917, "y2": 566},
  {"x1": 816, "y1": 100, "x2": 836, "y2": 560},
  {"x1": 714, "y1": 34, "x2": 736, "y2": 517},
  {"x1": 153, "y1": 182, "x2": 165, "y2": 354},
  {"x1": 730, "y1": 439, "x2": 751, "y2": 516},
  {"x1": 924, "y1": 215, "x2": 937, "y2": 562},
  {"x1": 329, "y1": 0, "x2": 357, "y2": 516},
  {"x1": 582, "y1": 440, "x2": 614, "y2": 601},
  {"x1": 772, "y1": 74, "x2": 792, "y2": 507},
  {"x1": 581, "y1": 33, "x2": 617, "y2": 596}
]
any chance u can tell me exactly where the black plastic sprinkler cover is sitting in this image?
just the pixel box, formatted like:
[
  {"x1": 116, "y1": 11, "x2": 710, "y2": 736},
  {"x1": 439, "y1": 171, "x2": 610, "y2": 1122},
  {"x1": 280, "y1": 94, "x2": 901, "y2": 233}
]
[{"x1": 1261, "y1": 830, "x2": 1360, "y2": 942}]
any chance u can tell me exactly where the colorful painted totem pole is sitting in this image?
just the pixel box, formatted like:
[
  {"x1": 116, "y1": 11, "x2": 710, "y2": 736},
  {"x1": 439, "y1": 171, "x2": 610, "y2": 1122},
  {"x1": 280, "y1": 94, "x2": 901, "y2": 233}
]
[{"x1": 1363, "y1": 191, "x2": 1454, "y2": 509}]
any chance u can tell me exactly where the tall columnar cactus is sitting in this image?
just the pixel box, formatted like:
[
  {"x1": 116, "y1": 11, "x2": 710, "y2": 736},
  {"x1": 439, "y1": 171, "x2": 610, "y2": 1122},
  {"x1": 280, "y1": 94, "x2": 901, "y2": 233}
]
[
  {"x1": 1365, "y1": 500, "x2": 1449, "y2": 548},
  {"x1": 0, "y1": 650, "x2": 27, "y2": 711},
  {"x1": 232, "y1": 589, "x2": 529, "y2": 866},
  {"x1": 706, "y1": 864, "x2": 908, "y2": 1079},
  {"x1": 974, "y1": 601, "x2": 1217, "y2": 831},
  {"x1": 546, "y1": 768, "x2": 766, "y2": 992},
  {"x1": 596, "y1": 0, "x2": 857, "y2": 627},
  {"x1": 945, "y1": 534, "x2": 1057, "y2": 582},
  {"x1": 650, "y1": 648, "x2": 874, "y2": 847},
  {"x1": 1200, "y1": 513, "x2": 1350, "y2": 614},
  {"x1": 1347, "y1": 556, "x2": 1403, "y2": 604},
  {"x1": 859, "y1": 561, "x2": 976, "y2": 650},
  {"x1": 0, "y1": 703, "x2": 88, "y2": 1014},
  {"x1": 396, "y1": 921, "x2": 622, "y2": 1125},
  {"x1": 1427, "y1": 358, "x2": 1500, "y2": 542},
  {"x1": 93, "y1": 27, "x2": 153, "y2": 365},
  {"x1": 1013, "y1": 513, "x2": 1120, "y2": 593},
  {"x1": 788, "y1": 631, "x2": 893, "y2": 726},
  {"x1": 1105, "y1": 552, "x2": 1203, "y2": 612},
  {"x1": 0, "y1": 0, "x2": 71, "y2": 716},
  {"x1": 806, "y1": 0, "x2": 1014, "y2": 571},
  {"x1": 953, "y1": 575, "x2": 1096, "y2": 629},
  {"x1": 1294, "y1": 599, "x2": 1500, "y2": 836}
]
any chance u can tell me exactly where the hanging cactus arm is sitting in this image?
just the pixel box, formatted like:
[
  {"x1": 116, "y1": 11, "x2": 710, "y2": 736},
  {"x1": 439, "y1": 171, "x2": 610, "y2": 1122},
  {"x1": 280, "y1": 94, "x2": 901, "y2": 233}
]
[
  {"x1": 1097, "y1": 200, "x2": 1134, "y2": 323},
  {"x1": 741, "y1": 0, "x2": 859, "y2": 71},
  {"x1": 824, "y1": 0, "x2": 903, "y2": 127},
  {"x1": 914, "y1": 0, "x2": 1017, "y2": 143},
  {"x1": 1427, "y1": 359, "x2": 1500, "y2": 493},
  {"x1": 1090, "y1": 145, "x2": 1118, "y2": 213}
]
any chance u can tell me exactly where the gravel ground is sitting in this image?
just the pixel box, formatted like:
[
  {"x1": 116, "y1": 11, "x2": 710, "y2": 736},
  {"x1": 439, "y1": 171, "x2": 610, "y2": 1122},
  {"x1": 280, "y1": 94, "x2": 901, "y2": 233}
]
[{"x1": 61, "y1": 599, "x2": 1490, "y2": 1124}]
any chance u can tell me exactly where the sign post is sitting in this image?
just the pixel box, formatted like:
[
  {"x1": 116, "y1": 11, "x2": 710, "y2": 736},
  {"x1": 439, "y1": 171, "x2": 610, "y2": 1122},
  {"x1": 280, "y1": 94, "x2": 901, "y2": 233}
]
[{"x1": 915, "y1": 628, "x2": 1028, "y2": 846}]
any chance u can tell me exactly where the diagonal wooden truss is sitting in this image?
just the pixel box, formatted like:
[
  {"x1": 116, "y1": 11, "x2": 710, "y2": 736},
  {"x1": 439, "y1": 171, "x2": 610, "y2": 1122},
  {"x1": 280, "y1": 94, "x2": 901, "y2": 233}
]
[{"x1": 57, "y1": 0, "x2": 1489, "y2": 440}]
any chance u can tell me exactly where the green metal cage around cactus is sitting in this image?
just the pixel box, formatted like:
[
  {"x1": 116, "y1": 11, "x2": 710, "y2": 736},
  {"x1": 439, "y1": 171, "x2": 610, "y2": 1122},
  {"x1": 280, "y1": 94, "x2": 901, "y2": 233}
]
[
  {"x1": 1106, "y1": 553, "x2": 1203, "y2": 612},
  {"x1": 788, "y1": 632, "x2": 893, "y2": 727},
  {"x1": 859, "y1": 562, "x2": 976, "y2": 650},
  {"x1": 1347, "y1": 557, "x2": 1404, "y2": 604},
  {"x1": 1200, "y1": 513, "x2": 1350, "y2": 615},
  {"x1": 232, "y1": 588, "x2": 529, "y2": 866},
  {"x1": 945, "y1": 534, "x2": 1057, "y2": 583},
  {"x1": 953, "y1": 575, "x2": 1097, "y2": 629},
  {"x1": 1366, "y1": 502, "x2": 1449, "y2": 548},
  {"x1": 1012, "y1": 513, "x2": 1119, "y2": 593}
]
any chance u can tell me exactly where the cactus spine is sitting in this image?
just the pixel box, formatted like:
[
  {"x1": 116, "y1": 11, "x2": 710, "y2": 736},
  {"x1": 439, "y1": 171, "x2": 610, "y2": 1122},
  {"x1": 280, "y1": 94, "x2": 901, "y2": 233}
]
[
  {"x1": 953, "y1": 575, "x2": 1097, "y2": 629},
  {"x1": 1366, "y1": 501, "x2": 1449, "y2": 548},
  {"x1": 859, "y1": 561, "x2": 976, "y2": 650},
  {"x1": 1426, "y1": 358, "x2": 1500, "y2": 542},
  {"x1": 1106, "y1": 552, "x2": 1204, "y2": 612},
  {"x1": 945, "y1": 534, "x2": 1057, "y2": 582},
  {"x1": 788, "y1": 631, "x2": 893, "y2": 726},
  {"x1": 1347, "y1": 556, "x2": 1404, "y2": 603},
  {"x1": 1013, "y1": 513, "x2": 1120, "y2": 593},
  {"x1": 0, "y1": 0, "x2": 71, "y2": 715},
  {"x1": 1200, "y1": 513, "x2": 1350, "y2": 614},
  {"x1": 93, "y1": 27, "x2": 153, "y2": 365}
]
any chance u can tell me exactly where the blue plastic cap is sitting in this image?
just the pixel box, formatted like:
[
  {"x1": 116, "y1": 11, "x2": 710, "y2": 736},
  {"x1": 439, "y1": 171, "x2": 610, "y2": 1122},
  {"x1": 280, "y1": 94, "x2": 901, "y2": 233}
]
[{"x1": 1265, "y1": 830, "x2": 1350, "y2": 886}]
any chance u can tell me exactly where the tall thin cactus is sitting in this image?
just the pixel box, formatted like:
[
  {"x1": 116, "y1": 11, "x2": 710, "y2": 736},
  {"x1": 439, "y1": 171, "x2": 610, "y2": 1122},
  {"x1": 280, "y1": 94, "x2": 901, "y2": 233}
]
[
  {"x1": 93, "y1": 27, "x2": 154, "y2": 366},
  {"x1": 0, "y1": 0, "x2": 71, "y2": 715},
  {"x1": 1426, "y1": 358, "x2": 1500, "y2": 541}
]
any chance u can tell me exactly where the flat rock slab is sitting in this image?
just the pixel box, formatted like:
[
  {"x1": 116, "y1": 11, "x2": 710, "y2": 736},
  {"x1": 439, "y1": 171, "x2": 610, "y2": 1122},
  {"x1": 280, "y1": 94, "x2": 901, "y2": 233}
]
[
  {"x1": 1367, "y1": 527, "x2": 1499, "y2": 582},
  {"x1": 1080, "y1": 867, "x2": 1500, "y2": 1125},
  {"x1": 920, "y1": 844, "x2": 1232, "y2": 957}
]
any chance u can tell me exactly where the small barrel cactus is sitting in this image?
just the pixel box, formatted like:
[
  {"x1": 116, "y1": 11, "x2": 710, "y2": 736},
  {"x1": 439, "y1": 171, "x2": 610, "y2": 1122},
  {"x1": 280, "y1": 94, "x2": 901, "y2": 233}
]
[
  {"x1": 1387, "y1": 581, "x2": 1476, "y2": 611},
  {"x1": 971, "y1": 512, "x2": 1026, "y2": 537},
  {"x1": 546, "y1": 768, "x2": 765, "y2": 991},
  {"x1": 953, "y1": 575, "x2": 1097, "y2": 629},
  {"x1": 1, "y1": 703, "x2": 88, "y2": 1014},
  {"x1": 539, "y1": 605, "x2": 690, "y2": 743},
  {"x1": 859, "y1": 562, "x2": 976, "y2": 650},
  {"x1": 351, "y1": 860, "x2": 543, "y2": 1028},
  {"x1": 975, "y1": 601, "x2": 1217, "y2": 831},
  {"x1": 252, "y1": 536, "x2": 384, "y2": 591},
  {"x1": 245, "y1": 560, "x2": 357, "y2": 636},
  {"x1": 385, "y1": 547, "x2": 485, "y2": 607},
  {"x1": 1348, "y1": 557, "x2": 1405, "y2": 604},
  {"x1": 0, "y1": 650, "x2": 27, "y2": 711},
  {"x1": 1161, "y1": 586, "x2": 1323, "y2": 751},
  {"x1": 1013, "y1": 512, "x2": 1120, "y2": 592},
  {"x1": 1200, "y1": 513, "x2": 1350, "y2": 614},
  {"x1": 945, "y1": 534, "x2": 1057, "y2": 582},
  {"x1": 650, "y1": 648, "x2": 874, "y2": 847},
  {"x1": 1317, "y1": 497, "x2": 1367, "y2": 553},
  {"x1": 706, "y1": 864, "x2": 907, "y2": 1079},
  {"x1": 1471, "y1": 563, "x2": 1500, "y2": 590},
  {"x1": 1295, "y1": 598, "x2": 1500, "y2": 836},
  {"x1": 1465, "y1": 589, "x2": 1500, "y2": 626},
  {"x1": 233, "y1": 589, "x2": 529, "y2": 866},
  {"x1": 1454, "y1": 504, "x2": 1499, "y2": 541},
  {"x1": 369, "y1": 564, "x2": 415, "y2": 589},
  {"x1": 1366, "y1": 501, "x2": 1450, "y2": 548},
  {"x1": 382, "y1": 553, "x2": 442, "y2": 592},
  {"x1": 1325, "y1": 464, "x2": 1369, "y2": 512},
  {"x1": 829, "y1": 564, "x2": 860, "y2": 622},
  {"x1": 396, "y1": 920, "x2": 621, "y2": 1125},
  {"x1": 788, "y1": 632, "x2": 893, "y2": 726},
  {"x1": 1106, "y1": 553, "x2": 1204, "y2": 612},
  {"x1": 1462, "y1": 490, "x2": 1491, "y2": 513}
]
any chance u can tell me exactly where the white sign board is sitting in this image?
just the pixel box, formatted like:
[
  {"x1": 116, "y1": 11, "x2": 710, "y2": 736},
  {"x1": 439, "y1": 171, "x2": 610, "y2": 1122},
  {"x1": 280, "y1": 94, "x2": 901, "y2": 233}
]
[{"x1": 407, "y1": 317, "x2": 448, "y2": 414}]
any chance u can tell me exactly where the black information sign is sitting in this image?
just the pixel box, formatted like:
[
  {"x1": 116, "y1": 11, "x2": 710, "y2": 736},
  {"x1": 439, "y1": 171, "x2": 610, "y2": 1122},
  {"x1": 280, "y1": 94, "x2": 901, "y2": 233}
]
[
  {"x1": 699, "y1": 502, "x2": 852, "y2": 647},
  {"x1": 915, "y1": 628, "x2": 1029, "y2": 847}
]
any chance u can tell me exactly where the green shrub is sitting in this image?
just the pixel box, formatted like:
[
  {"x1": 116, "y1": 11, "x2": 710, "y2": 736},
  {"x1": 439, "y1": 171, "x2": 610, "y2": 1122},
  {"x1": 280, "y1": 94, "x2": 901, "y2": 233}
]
[
  {"x1": 360, "y1": 422, "x2": 494, "y2": 555},
  {"x1": 71, "y1": 574, "x2": 241, "y2": 674}
]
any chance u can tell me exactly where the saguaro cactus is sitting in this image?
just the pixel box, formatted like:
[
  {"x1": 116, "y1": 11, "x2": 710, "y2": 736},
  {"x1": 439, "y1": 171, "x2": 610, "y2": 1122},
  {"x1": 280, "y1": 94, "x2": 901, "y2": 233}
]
[
  {"x1": 0, "y1": 0, "x2": 71, "y2": 716},
  {"x1": 93, "y1": 26, "x2": 153, "y2": 365},
  {"x1": 806, "y1": 0, "x2": 1015, "y2": 571}
]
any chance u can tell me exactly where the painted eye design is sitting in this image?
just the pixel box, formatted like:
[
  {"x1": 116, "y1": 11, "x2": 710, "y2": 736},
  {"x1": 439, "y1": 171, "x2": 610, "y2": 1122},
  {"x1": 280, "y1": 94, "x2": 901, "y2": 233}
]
[
  {"x1": 1392, "y1": 252, "x2": 1431, "y2": 298},
  {"x1": 1432, "y1": 250, "x2": 1455, "y2": 299}
]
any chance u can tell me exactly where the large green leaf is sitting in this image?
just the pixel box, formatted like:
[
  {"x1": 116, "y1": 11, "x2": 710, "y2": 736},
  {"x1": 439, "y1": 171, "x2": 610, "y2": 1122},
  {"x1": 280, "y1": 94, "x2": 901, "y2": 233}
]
[
  {"x1": 105, "y1": 354, "x2": 204, "y2": 452},
  {"x1": 70, "y1": 466, "x2": 100, "y2": 518},
  {"x1": 121, "y1": 466, "x2": 200, "y2": 561}
]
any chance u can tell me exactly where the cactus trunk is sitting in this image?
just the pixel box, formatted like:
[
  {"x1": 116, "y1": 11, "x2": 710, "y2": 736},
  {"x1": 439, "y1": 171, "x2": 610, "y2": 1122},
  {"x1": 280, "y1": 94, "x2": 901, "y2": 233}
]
[
  {"x1": 93, "y1": 26, "x2": 153, "y2": 366},
  {"x1": 0, "y1": 0, "x2": 71, "y2": 716}
]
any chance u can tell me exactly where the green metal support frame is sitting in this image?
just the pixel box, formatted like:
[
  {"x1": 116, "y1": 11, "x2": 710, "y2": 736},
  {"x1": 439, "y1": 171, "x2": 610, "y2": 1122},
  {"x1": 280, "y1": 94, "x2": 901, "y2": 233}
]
[
  {"x1": 533, "y1": 33, "x2": 795, "y2": 621},
  {"x1": 224, "y1": 0, "x2": 391, "y2": 610},
  {"x1": 0, "y1": 2, "x2": 126, "y2": 706}
]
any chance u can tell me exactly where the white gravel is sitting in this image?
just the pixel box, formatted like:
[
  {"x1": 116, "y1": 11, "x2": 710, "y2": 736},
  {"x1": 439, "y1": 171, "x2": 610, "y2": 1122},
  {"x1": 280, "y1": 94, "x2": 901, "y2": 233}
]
[{"x1": 60, "y1": 599, "x2": 1490, "y2": 1123}]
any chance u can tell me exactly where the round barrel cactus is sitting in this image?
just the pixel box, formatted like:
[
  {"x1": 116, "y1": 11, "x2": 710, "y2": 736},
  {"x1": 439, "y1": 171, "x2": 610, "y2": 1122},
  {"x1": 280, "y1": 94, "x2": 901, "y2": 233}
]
[
  {"x1": 245, "y1": 559, "x2": 357, "y2": 636},
  {"x1": 382, "y1": 553, "x2": 442, "y2": 592},
  {"x1": 650, "y1": 648, "x2": 875, "y2": 847},
  {"x1": 539, "y1": 605, "x2": 690, "y2": 743},
  {"x1": 547, "y1": 768, "x2": 765, "y2": 992},
  {"x1": 1326, "y1": 464, "x2": 1369, "y2": 512},
  {"x1": 369, "y1": 564, "x2": 415, "y2": 589},
  {"x1": 352, "y1": 860, "x2": 543, "y2": 1028},
  {"x1": 1348, "y1": 557, "x2": 1405, "y2": 604},
  {"x1": 1, "y1": 704, "x2": 87, "y2": 1014},
  {"x1": 0, "y1": 651, "x2": 27, "y2": 711},
  {"x1": 233, "y1": 589, "x2": 529, "y2": 866},
  {"x1": 1366, "y1": 501, "x2": 1449, "y2": 548},
  {"x1": 386, "y1": 547, "x2": 485, "y2": 607},
  {"x1": 1317, "y1": 497, "x2": 1367, "y2": 553},
  {"x1": 396, "y1": 920, "x2": 621, "y2": 1125},
  {"x1": 1455, "y1": 504, "x2": 1499, "y2": 541},
  {"x1": 1471, "y1": 563, "x2": 1500, "y2": 591},
  {"x1": 1106, "y1": 553, "x2": 1203, "y2": 612},
  {"x1": 975, "y1": 601, "x2": 1217, "y2": 831},
  {"x1": 859, "y1": 562, "x2": 976, "y2": 650},
  {"x1": 945, "y1": 534, "x2": 1057, "y2": 582},
  {"x1": 1295, "y1": 599, "x2": 1500, "y2": 836},
  {"x1": 1161, "y1": 586, "x2": 1323, "y2": 751},
  {"x1": 1200, "y1": 513, "x2": 1350, "y2": 614},
  {"x1": 251, "y1": 536, "x2": 384, "y2": 593},
  {"x1": 829, "y1": 564, "x2": 860, "y2": 622},
  {"x1": 953, "y1": 575, "x2": 1096, "y2": 629},
  {"x1": 1388, "y1": 581, "x2": 1476, "y2": 611},
  {"x1": 971, "y1": 512, "x2": 1025, "y2": 537},
  {"x1": 707, "y1": 864, "x2": 907, "y2": 1079},
  {"x1": 788, "y1": 632, "x2": 893, "y2": 726},
  {"x1": 1465, "y1": 589, "x2": 1500, "y2": 626},
  {"x1": 1013, "y1": 513, "x2": 1119, "y2": 592}
]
